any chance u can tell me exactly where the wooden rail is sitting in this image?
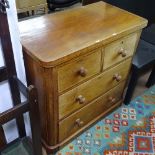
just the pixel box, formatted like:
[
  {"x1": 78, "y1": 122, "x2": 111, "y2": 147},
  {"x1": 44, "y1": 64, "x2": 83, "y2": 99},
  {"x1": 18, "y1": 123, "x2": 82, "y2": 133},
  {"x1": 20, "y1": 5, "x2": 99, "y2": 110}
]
[{"x1": 0, "y1": 101, "x2": 28, "y2": 125}]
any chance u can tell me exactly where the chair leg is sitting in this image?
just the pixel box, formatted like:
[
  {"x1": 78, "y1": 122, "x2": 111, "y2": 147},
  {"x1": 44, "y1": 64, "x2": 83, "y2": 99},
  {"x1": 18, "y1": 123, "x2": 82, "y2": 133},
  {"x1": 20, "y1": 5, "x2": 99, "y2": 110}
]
[
  {"x1": 146, "y1": 65, "x2": 155, "y2": 87},
  {"x1": 124, "y1": 67, "x2": 139, "y2": 105}
]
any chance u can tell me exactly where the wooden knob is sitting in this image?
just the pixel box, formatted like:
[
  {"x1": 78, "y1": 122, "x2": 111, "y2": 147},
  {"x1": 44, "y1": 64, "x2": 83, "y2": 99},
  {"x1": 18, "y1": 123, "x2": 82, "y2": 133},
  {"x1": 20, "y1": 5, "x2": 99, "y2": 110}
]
[
  {"x1": 76, "y1": 95, "x2": 86, "y2": 104},
  {"x1": 113, "y1": 73, "x2": 122, "y2": 82},
  {"x1": 118, "y1": 48, "x2": 127, "y2": 57},
  {"x1": 76, "y1": 118, "x2": 84, "y2": 127},
  {"x1": 78, "y1": 67, "x2": 87, "y2": 77},
  {"x1": 108, "y1": 96, "x2": 116, "y2": 103}
]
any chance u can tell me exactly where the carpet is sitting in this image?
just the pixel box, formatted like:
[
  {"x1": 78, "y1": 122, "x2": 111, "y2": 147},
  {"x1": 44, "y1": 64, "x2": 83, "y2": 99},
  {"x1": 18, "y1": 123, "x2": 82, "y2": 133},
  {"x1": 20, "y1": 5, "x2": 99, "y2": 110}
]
[{"x1": 55, "y1": 85, "x2": 155, "y2": 155}]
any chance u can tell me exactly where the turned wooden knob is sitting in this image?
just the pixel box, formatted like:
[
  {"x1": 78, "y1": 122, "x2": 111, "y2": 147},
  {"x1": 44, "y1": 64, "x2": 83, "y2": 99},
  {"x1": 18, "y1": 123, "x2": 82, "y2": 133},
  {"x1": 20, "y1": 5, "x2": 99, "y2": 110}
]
[
  {"x1": 118, "y1": 48, "x2": 127, "y2": 57},
  {"x1": 76, "y1": 95, "x2": 86, "y2": 104},
  {"x1": 108, "y1": 96, "x2": 116, "y2": 103},
  {"x1": 76, "y1": 118, "x2": 84, "y2": 127},
  {"x1": 113, "y1": 73, "x2": 122, "y2": 82},
  {"x1": 78, "y1": 67, "x2": 87, "y2": 77}
]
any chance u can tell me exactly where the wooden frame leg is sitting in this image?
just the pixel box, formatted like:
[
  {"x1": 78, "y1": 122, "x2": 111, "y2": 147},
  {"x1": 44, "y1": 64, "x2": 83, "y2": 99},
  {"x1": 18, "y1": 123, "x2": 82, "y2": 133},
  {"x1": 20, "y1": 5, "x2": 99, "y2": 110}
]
[
  {"x1": 146, "y1": 65, "x2": 155, "y2": 87},
  {"x1": 124, "y1": 66, "x2": 139, "y2": 105},
  {"x1": 8, "y1": 77, "x2": 26, "y2": 137},
  {"x1": 28, "y1": 85, "x2": 42, "y2": 155},
  {"x1": 0, "y1": 11, "x2": 26, "y2": 138},
  {"x1": 0, "y1": 125, "x2": 6, "y2": 149}
]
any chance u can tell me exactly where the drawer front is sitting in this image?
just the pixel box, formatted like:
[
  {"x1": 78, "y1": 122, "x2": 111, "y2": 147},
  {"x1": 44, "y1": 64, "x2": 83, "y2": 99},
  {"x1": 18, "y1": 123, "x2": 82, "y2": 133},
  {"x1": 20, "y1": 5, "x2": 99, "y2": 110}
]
[
  {"x1": 58, "y1": 49, "x2": 102, "y2": 93},
  {"x1": 103, "y1": 32, "x2": 139, "y2": 70},
  {"x1": 59, "y1": 81, "x2": 125, "y2": 142},
  {"x1": 59, "y1": 58, "x2": 131, "y2": 120}
]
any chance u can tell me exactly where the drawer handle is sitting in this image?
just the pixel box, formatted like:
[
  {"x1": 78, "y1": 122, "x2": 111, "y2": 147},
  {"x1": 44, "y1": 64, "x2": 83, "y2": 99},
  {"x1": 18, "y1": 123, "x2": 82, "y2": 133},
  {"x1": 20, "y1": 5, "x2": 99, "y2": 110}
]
[
  {"x1": 118, "y1": 48, "x2": 127, "y2": 57},
  {"x1": 113, "y1": 73, "x2": 122, "y2": 82},
  {"x1": 78, "y1": 67, "x2": 87, "y2": 77},
  {"x1": 76, "y1": 95, "x2": 86, "y2": 104},
  {"x1": 108, "y1": 96, "x2": 116, "y2": 103},
  {"x1": 76, "y1": 118, "x2": 84, "y2": 127}
]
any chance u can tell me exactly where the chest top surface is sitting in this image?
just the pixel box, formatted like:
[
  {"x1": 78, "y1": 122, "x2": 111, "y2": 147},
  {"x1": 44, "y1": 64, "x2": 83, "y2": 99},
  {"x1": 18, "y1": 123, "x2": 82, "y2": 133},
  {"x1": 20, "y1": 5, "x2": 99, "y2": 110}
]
[{"x1": 18, "y1": 1, "x2": 147, "y2": 67}]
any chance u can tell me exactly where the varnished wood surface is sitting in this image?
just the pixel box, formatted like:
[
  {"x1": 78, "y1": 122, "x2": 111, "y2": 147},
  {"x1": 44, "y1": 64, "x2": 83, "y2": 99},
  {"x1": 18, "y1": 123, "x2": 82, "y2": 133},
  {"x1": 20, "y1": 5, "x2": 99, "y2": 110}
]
[
  {"x1": 23, "y1": 52, "x2": 52, "y2": 144},
  {"x1": 58, "y1": 49, "x2": 102, "y2": 92},
  {"x1": 19, "y1": 1, "x2": 147, "y2": 67},
  {"x1": 59, "y1": 58, "x2": 131, "y2": 120},
  {"x1": 43, "y1": 100, "x2": 122, "y2": 153},
  {"x1": 103, "y1": 32, "x2": 139, "y2": 69},
  {"x1": 59, "y1": 82, "x2": 125, "y2": 142},
  {"x1": 20, "y1": 1, "x2": 147, "y2": 152}
]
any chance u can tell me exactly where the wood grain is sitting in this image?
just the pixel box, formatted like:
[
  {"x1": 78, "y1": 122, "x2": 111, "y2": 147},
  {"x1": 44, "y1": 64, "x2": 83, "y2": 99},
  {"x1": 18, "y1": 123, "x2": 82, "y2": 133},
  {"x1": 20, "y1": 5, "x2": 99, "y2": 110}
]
[
  {"x1": 19, "y1": 1, "x2": 147, "y2": 67},
  {"x1": 59, "y1": 58, "x2": 131, "y2": 120},
  {"x1": 59, "y1": 81, "x2": 126, "y2": 142},
  {"x1": 20, "y1": 2, "x2": 147, "y2": 153},
  {"x1": 58, "y1": 49, "x2": 102, "y2": 92},
  {"x1": 103, "y1": 32, "x2": 140, "y2": 69},
  {"x1": 23, "y1": 52, "x2": 49, "y2": 143},
  {"x1": 42, "y1": 100, "x2": 122, "y2": 153}
]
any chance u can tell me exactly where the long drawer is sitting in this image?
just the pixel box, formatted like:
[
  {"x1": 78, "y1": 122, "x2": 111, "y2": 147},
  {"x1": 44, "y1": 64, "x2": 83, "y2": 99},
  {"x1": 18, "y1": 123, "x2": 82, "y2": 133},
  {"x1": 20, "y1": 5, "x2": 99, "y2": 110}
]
[
  {"x1": 58, "y1": 49, "x2": 102, "y2": 93},
  {"x1": 59, "y1": 58, "x2": 131, "y2": 120},
  {"x1": 59, "y1": 81, "x2": 126, "y2": 142}
]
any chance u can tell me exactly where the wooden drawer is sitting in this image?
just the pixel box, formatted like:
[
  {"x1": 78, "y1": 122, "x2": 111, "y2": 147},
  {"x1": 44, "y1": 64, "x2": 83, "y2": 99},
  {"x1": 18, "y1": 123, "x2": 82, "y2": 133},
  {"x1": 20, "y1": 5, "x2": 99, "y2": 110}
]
[
  {"x1": 59, "y1": 81, "x2": 125, "y2": 142},
  {"x1": 58, "y1": 49, "x2": 102, "y2": 93},
  {"x1": 59, "y1": 58, "x2": 131, "y2": 120},
  {"x1": 103, "y1": 32, "x2": 139, "y2": 70}
]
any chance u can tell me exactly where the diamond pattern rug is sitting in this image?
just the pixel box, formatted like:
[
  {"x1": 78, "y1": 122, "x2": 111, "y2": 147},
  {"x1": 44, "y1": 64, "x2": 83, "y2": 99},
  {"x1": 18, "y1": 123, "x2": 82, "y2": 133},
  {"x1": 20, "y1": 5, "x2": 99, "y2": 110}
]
[{"x1": 54, "y1": 85, "x2": 155, "y2": 155}]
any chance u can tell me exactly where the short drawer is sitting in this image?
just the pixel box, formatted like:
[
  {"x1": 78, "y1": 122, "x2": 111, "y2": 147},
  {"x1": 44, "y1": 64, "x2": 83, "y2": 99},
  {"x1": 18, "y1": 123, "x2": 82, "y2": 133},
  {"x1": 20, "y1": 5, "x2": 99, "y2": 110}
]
[
  {"x1": 59, "y1": 81, "x2": 125, "y2": 142},
  {"x1": 58, "y1": 49, "x2": 102, "y2": 93},
  {"x1": 103, "y1": 32, "x2": 139, "y2": 70},
  {"x1": 59, "y1": 58, "x2": 131, "y2": 120}
]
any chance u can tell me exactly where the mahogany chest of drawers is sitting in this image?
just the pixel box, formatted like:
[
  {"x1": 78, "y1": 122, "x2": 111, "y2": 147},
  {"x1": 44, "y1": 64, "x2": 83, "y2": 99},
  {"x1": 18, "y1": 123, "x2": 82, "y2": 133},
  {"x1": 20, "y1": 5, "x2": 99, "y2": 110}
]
[{"x1": 18, "y1": 2, "x2": 147, "y2": 153}]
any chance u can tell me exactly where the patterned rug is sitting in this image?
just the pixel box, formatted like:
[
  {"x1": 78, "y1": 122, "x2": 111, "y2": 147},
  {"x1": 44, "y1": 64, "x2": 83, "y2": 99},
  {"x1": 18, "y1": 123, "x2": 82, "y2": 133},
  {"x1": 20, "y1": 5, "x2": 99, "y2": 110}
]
[{"x1": 55, "y1": 85, "x2": 155, "y2": 155}]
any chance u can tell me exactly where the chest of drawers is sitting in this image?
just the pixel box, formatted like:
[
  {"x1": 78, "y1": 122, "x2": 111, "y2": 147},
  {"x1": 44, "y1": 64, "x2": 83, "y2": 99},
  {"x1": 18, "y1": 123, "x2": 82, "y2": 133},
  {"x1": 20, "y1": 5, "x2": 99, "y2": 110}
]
[{"x1": 18, "y1": 2, "x2": 147, "y2": 153}]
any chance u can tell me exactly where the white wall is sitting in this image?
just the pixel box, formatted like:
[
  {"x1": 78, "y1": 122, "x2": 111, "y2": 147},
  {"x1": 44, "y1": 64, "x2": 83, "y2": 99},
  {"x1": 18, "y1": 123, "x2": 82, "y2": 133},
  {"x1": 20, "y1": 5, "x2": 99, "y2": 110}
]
[{"x1": 0, "y1": 0, "x2": 30, "y2": 142}]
